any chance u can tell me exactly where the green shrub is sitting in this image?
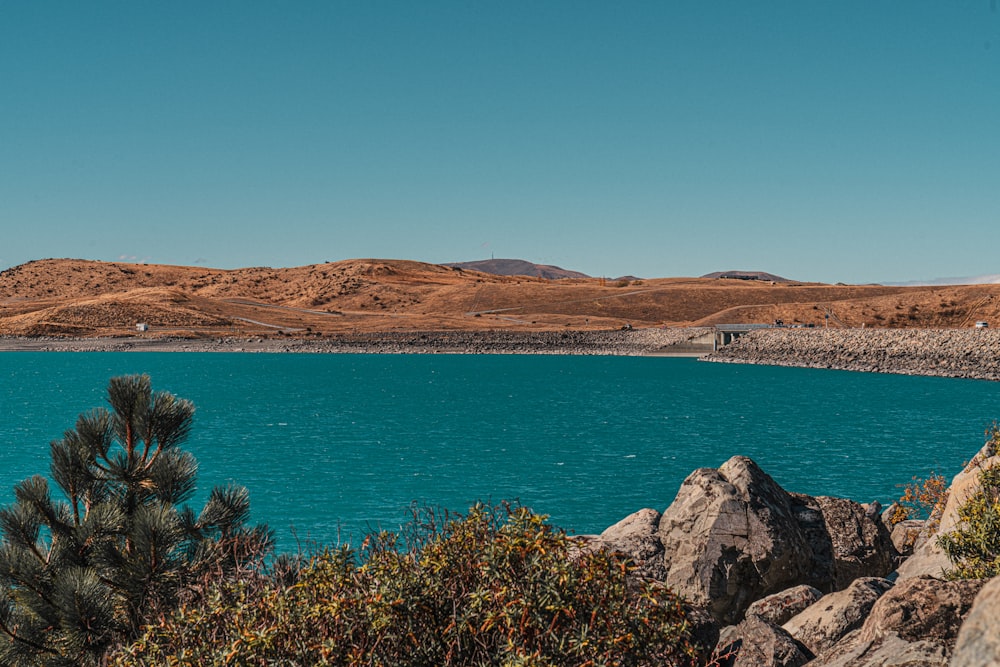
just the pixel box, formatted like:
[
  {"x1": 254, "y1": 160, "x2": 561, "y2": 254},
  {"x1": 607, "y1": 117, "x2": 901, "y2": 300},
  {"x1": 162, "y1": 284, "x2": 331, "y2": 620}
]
[
  {"x1": 939, "y1": 464, "x2": 1000, "y2": 580},
  {"x1": 115, "y1": 503, "x2": 703, "y2": 666}
]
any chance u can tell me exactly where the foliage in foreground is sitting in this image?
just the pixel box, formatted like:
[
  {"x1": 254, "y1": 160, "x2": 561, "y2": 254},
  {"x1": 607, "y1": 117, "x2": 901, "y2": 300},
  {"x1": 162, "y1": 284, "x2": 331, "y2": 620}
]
[
  {"x1": 935, "y1": 423, "x2": 1000, "y2": 580},
  {"x1": 115, "y1": 503, "x2": 703, "y2": 667},
  {"x1": 0, "y1": 375, "x2": 271, "y2": 666},
  {"x1": 889, "y1": 471, "x2": 948, "y2": 526},
  {"x1": 939, "y1": 463, "x2": 1000, "y2": 580}
]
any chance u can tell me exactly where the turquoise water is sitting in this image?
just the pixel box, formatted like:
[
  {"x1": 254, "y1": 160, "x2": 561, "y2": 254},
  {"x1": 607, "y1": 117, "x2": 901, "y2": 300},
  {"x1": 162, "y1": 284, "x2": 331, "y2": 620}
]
[{"x1": 1, "y1": 353, "x2": 999, "y2": 550}]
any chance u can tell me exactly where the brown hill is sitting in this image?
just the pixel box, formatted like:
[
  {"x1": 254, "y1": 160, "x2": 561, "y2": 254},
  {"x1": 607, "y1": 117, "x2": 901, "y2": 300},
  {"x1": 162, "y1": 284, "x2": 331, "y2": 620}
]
[{"x1": 2, "y1": 258, "x2": 999, "y2": 339}]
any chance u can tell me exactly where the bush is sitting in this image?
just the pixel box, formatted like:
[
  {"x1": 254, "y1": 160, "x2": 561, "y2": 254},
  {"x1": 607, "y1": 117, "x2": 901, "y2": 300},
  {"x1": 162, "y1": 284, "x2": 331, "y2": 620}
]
[
  {"x1": 938, "y1": 463, "x2": 1000, "y2": 580},
  {"x1": 114, "y1": 503, "x2": 703, "y2": 666},
  {"x1": 0, "y1": 375, "x2": 270, "y2": 666},
  {"x1": 889, "y1": 471, "x2": 948, "y2": 526}
]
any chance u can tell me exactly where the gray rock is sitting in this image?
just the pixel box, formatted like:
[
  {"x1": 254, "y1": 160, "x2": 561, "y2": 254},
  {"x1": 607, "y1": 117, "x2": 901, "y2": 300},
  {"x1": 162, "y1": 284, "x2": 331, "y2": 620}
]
[
  {"x1": 951, "y1": 576, "x2": 1000, "y2": 667},
  {"x1": 808, "y1": 576, "x2": 984, "y2": 666},
  {"x1": 812, "y1": 631, "x2": 949, "y2": 667},
  {"x1": 658, "y1": 456, "x2": 813, "y2": 623},
  {"x1": 782, "y1": 577, "x2": 893, "y2": 655},
  {"x1": 657, "y1": 456, "x2": 897, "y2": 624},
  {"x1": 746, "y1": 585, "x2": 824, "y2": 627},
  {"x1": 889, "y1": 519, "x2": 925, "y2": 557},
  {"x1": 714, "y1": 614, "x2": 813, "y2": 667},
  {"x1": 591, "y1": 507, "x2": 666, "y2": 580},
  {"x1": 801, "y1": 495, "x2": 897, "y2": 588}
]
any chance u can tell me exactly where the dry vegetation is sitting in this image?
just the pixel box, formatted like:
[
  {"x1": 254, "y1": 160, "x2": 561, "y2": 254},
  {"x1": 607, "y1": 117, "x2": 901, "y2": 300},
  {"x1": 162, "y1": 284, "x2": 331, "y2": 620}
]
[{"x1": 1, "y1": 258, "x2": 999, "y2": 339}]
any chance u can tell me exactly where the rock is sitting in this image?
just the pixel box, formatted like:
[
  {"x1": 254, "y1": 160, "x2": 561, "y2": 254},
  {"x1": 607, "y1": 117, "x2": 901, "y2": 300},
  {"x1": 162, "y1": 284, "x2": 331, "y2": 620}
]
[
  {"x1": 590, "y1": 508, "x2": 666, "y2": 580},
  {"x1": 889, "y1": 519, "x2": 925, "y2": 557},
  {"x1": 782, "y1": 577, "x2": 893, "y2": 655},
  {"x1": 864, "y1": 500, "x2": 881, "y2": 519},
  {"x1": 809, "y1": 576, "x2": 984, "y2": 666},
  {"x1": 797, "y1": 495, "x2": 897, "y2": 588},
  {"x1": 880, "y1": 502, "x2": 902, "y2": 525},
  {"x1": 813, "y1": 631, "x2": 950, "y2": 667},
  {"x1": 714, "y1": 615, "x2": 813, "y2": 667},
  {"x1": 657, "y1": 456, "x2": 896, "y2": 623},
  {"x1": 657, "y1": 456, "x2": 814, "y2": 623},
  {"x1": 951, "y1": 576, "x2": 1000, "y2": 667},
  {"x1": 746, "y1": 585, "x2": 824, "y2": 627},
  {"x1": 682, "y1": 603, "x2": 721, "y2": 660}
]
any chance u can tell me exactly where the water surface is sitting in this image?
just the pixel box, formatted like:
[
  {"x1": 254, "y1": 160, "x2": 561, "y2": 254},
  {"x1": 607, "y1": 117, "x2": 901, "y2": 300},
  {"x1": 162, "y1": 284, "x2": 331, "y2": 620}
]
[{"x1": 1, "y1": 353, "x2": 997, "y2": 549}]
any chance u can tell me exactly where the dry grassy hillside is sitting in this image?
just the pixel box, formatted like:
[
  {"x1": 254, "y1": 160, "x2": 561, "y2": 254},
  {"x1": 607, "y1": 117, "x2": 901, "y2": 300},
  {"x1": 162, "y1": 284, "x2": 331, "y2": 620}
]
[{"x1": 1, "y1": 258, "x2": 999, "y2": 338}]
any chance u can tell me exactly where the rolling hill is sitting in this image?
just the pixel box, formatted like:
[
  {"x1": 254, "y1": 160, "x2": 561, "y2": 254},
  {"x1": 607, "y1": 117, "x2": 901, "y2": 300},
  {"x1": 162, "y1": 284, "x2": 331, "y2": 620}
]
[{"x1": 2, "y1": 258, "x2": 999, "y2": 338}]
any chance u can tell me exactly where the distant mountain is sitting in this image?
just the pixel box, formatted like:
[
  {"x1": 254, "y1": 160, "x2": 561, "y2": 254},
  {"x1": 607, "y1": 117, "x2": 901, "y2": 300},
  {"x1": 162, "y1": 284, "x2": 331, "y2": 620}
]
[
  {"x1": 701, "y1": 270, "x2": 791, "y2": 283},
  {"x1": 444, "y1": 259, "x2": 590, "y2": 280}
]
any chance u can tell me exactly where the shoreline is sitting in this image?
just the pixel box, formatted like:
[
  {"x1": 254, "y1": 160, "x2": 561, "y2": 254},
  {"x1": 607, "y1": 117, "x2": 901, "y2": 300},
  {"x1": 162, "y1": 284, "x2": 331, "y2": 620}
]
[
  {"x1": 704, "y1": 328, "x2": 1000, "y2": 382},
  {"x1": 0, "y1": 328, "x2": 711, "y2": 356},
  {"x1": 7, "y1": 328, "x2": 999, "y2": 383}
]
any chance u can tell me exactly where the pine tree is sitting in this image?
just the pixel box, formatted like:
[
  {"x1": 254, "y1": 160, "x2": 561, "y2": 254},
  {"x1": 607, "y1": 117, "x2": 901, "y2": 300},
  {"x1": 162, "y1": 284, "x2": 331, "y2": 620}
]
[{"x1": 0, "y1": 375, "x2": 271, "y2": 666}]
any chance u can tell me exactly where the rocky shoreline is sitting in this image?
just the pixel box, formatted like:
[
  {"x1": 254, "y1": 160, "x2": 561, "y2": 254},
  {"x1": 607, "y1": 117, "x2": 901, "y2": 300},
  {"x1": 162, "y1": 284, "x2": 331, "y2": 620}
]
[
  {"x1": 583, "y1": 441, "x2": 1000, "y2": 666},
  {"x1": 705, "y1": 328, "x2": 1000, "y2": 381},
  {"x1": 0, "y1": 327, "x2": 708, "y2": 355}
]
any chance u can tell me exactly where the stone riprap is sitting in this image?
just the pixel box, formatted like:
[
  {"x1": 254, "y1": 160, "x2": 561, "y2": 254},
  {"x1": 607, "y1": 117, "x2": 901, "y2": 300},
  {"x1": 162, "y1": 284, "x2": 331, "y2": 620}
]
[
  {"x1": 0, "y1": 327, "x2": 709, "y2": 355},
  {"x1": 705, "y1": 328, "x2": 1000, "y2": 381}
]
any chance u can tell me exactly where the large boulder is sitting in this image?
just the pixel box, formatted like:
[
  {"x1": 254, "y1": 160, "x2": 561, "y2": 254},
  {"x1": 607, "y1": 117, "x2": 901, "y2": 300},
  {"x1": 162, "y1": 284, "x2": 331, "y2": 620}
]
[
  {"x1": 658, "y1": 456, "x2": 814, "y2": 622},
  {"x1": 809, "y1": 576, "x2": 984, "y2": 666},
  {"x1": 951, "y1": 576, "x2": 1000, "y2": 667},
  {"x1": 790, "y1": 494, "x2": 896, "y2": 589},
  {"x1": 657, "y1": 456, "x2": 896, "y2": 623},
  {"x1": 781, "y1": 577, "x2": 893, "y2": 655}
]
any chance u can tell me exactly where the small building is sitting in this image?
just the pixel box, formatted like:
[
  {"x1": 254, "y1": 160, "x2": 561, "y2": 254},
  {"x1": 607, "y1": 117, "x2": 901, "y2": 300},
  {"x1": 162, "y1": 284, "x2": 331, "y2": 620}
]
[{"x1": 136, "y1": 323, "x2": 149, "y2": 332}]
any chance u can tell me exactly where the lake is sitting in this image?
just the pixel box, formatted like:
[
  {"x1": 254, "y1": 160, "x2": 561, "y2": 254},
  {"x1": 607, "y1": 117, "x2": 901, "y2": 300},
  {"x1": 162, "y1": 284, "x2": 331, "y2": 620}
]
[{"x1": 1, "y1": 353, "x2": 998, "y2": 550}]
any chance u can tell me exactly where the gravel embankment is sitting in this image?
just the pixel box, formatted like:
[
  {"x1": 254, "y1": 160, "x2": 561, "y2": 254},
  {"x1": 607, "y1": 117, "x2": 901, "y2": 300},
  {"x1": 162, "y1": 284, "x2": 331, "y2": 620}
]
[
  {"x1": 0, "y1": 328, "x2": 710, "y2": 355},
  {"x1": 705, "y1": 328, "x2": 1000, "y2": 381}
]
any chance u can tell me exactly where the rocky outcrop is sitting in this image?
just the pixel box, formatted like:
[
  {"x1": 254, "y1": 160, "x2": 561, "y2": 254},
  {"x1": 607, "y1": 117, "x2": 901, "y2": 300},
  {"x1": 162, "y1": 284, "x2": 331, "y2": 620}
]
[
  {"x1": 590, "y1": 449, "x2": 998, "y2": 665},
  {"x1": 807, "y1": 577, "x2": 984, "y2": 666},
  {"x1": 655, "y1": 456, "x2": 896, "y2": 623},
  {"x1": 705, "y1": 328, "x2": 1000, "y2": 381},
  {"x1": 951, "y1": 576, "x2": 1000, "y2": 666},
  {"x1": 657, "y1": 457, "x2": 814, "y2": 622}
]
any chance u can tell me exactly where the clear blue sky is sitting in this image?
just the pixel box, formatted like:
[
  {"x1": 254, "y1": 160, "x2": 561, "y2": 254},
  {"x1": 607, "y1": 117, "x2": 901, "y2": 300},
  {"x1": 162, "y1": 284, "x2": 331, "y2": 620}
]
[{"x1": 2, "y1": 2, "x2": 997, "y2": 284}]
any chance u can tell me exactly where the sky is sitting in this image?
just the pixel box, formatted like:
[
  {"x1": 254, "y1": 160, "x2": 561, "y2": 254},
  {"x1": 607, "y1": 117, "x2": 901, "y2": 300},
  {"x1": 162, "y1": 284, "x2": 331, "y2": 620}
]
[{"x1": 1, "y1": 2, "x2": 998, "y2": 284}]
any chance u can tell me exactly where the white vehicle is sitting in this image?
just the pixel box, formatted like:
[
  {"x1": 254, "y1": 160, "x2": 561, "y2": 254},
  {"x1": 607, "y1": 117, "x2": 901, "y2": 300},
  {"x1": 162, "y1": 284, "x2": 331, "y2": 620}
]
[{"x1": 975, "y1": 321, "x2": 989, "y2": 328}]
